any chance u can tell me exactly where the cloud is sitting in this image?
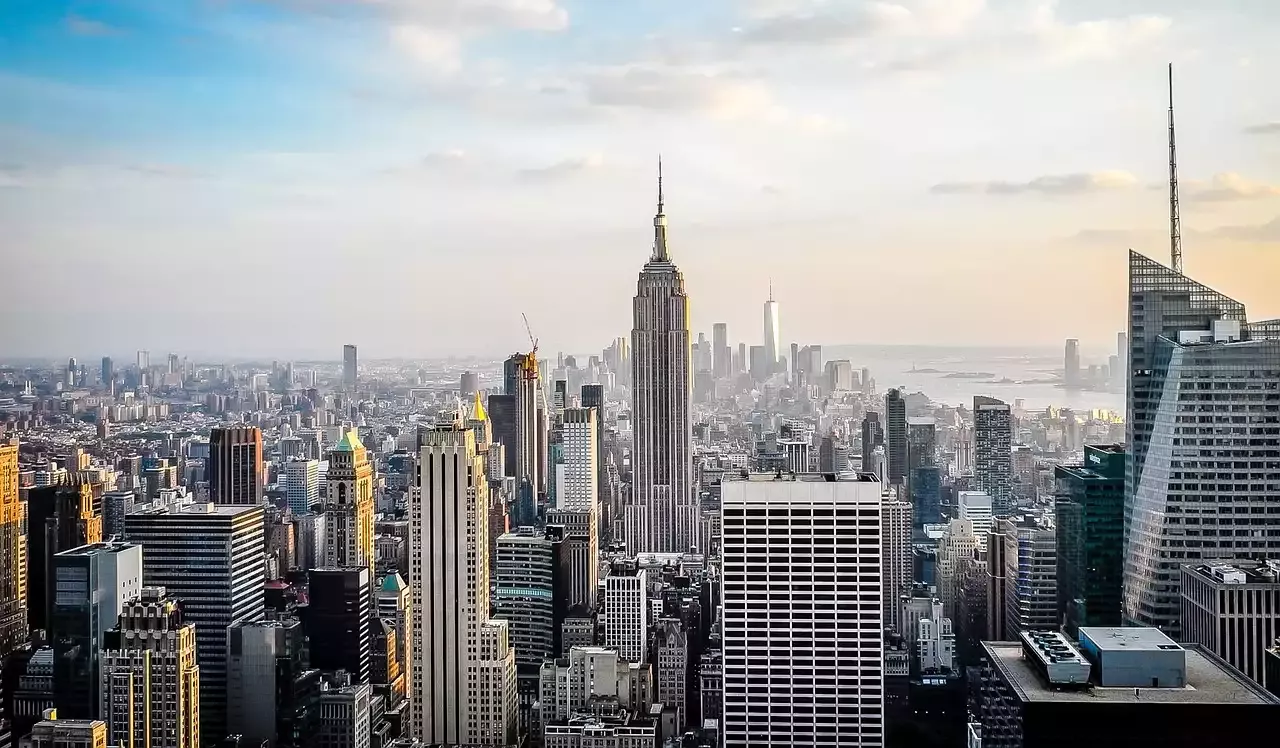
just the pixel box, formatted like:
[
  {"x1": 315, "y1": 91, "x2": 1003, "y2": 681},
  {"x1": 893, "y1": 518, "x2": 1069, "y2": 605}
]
[
  {"x1": 391, "y1": 25, "x2": 463, "y2": 75},
  {"x1": 1243, "y1": 121, "x2": 1280, "y2": 135},
  {"x1": 1183, "y1": 173, "x2": 1280, "y2": 204},
  {"x1": 582, "y1": 67, "x2": 773, "y2": 118},
  {"x1": 931, "y1": 171, "x2": 1138, "y2": 196},
  {"x1": 65, "y1": 14, "x2": 123, "y2": 37},
  {"x1": 0, "y1": 164, "x2": 24, "y2": 189},
  {"x1": 1208, "y1": 216, "x2": 1280, "y2": 243},
  {"x1": 735, "y1": 2, "x2": 913, "y2": 46},
  {"x1": 518, "y1": 154, "x2": 605, "y2": 182}
]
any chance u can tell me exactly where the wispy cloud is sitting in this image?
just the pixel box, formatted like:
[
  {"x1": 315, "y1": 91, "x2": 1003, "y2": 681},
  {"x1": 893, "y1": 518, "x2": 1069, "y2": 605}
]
[
  {"x1": 1243, "y1": 121, "x2": 1280, "y2": 135},
  {"x1": 1183, "y1": 173, "x2": 1280, "y2": 203},
  {"x1": 518, "y1": 154, "x2": 605, "y2": 182},
  {"x1": 1209, "y1": 216, "x2": 1280, "y2": 243},
  {"x1": 932, "y1": 171, "x2": 1138, "y2": 196},
  {"x1": 65, "y1": 14, "x2": 124, "y2": 37}
]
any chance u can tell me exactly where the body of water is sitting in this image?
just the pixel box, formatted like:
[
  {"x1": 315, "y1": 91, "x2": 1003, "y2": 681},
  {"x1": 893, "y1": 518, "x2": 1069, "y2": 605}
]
[{"x1": 822, "y1": 344, "x2": 1125, "y2": 414}]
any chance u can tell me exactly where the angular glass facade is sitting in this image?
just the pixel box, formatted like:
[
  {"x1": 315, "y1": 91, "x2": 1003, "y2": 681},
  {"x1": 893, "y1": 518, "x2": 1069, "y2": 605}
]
[{"x1": 1123, "y1": 251, "x2": 1280, "y2": 635}]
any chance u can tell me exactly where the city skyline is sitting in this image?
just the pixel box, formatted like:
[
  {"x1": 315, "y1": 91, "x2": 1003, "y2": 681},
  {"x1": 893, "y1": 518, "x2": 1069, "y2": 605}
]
[{"x1": 4, "y1": 1, "x2": 1280, "y2": 358}]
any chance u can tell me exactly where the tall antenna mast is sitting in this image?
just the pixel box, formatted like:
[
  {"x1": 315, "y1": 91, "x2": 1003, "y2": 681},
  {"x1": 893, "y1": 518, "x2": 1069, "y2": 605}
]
[{"x1": 1168, "y1": 62, "x2": 1183, "y2": 274}]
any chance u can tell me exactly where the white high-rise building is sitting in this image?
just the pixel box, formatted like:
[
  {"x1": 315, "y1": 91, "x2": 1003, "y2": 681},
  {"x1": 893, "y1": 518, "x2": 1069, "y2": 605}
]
[
  {"x1": 721, "y1": 474, "x2": 884, "y2": 748},
  {"x1": 763, "y1": 283, "x2": 780, "y2": 375},
  {"x1": 410, "y1": 413, "x2": 517, "y2": 745},
  {"x1": 882, "y1": 499, "x2": 913, "y2": 635},
  {"x1": 284, "y1": 459, "x2": 319, "y2": 516},
  {"x1": 627, "y1": 161, "x2": 697, "y2": 555},
  {"x1": 957, "y1": 491, "x2": 994, "y2": 550},
  {"x1": 557, "y1": 408, "x2": 598, "y2": 512},
  {"x1": 604, "y1": 564, "x2": 647, "y2": 663}
]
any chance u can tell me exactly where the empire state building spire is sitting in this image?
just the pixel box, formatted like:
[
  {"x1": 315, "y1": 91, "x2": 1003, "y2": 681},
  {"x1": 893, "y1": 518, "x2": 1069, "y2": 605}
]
[{"x1": 652, "y1": 156, "x2": 669, "y2": 262}]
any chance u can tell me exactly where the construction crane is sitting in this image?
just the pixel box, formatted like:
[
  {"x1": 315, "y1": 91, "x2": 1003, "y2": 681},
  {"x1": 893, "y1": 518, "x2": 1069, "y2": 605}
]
[{"x1": 521, "y1": 313, "x2": 551, "y2": 406}]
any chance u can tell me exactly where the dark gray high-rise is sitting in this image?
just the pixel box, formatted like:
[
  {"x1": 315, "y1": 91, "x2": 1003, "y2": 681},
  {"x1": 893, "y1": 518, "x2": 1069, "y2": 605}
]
[
  {"x1": 342, "y1": 344, "x2": 357, "y2": 390},
  {"x1": 884, "y1": 389, "x2": 907, "y2": 485},
  {"x1": 974, "y1": 396, "x2": 1013, "y2": 516},
  {"x1": 860, "y1": 413, "x2": 883, "y2": 473},
  {"x1": 209, "y1": 425, "x2": 264, "y2": 505},
  {"x1": 712, "y1": 323, "x2": 728, "y2": 378}
]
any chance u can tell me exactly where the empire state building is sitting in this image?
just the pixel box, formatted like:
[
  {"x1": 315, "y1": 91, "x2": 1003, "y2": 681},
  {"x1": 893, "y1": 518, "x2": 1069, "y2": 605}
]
[{"x1": 626, "y1": 161, "x2": 697, "y2": 554}]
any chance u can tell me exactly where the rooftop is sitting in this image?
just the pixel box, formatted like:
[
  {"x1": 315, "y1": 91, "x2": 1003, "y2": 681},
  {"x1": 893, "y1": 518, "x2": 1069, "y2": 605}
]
[
  {"x1": 983, "y1": 640, "x2": 1278, "y2": 705},
  {"x1": 1184, "y1": 560, "x2": 1280, "y2": 586},
  {"x1": 130, "y1": 501, "x2": 263, "y2": 518},
  {"x1": 55, "y1": 540, "x2": 140, "y2": 557}
]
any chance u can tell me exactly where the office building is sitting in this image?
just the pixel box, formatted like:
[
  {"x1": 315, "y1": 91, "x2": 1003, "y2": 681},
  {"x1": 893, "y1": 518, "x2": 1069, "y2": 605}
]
[
  {"x1": 100, "y1": 586, "x2": 201, "y2": 748},
  {"x1": 604, "y1": 563, "x2": 647, "y2": 663},
  {"x1": 712, "y1": 323, "x2": 729, "y2": 378},
  {"x1": 1124, "y1": 251, "x2": 1280, "y2": 635},
  {"x1": 977, "y1": 627, "x2": 1279, "y2": 747},
  {"x1": 317, "y1": 682, "x2": 371, "y2": 748},
  {"x1": 627, "y1": 165, "x2": 696, "y2": 554},
  {"x1": 306, "y1": 567, "x2": 372, "y2": 684},
  {"x1": 973, "y1": 397, "x2": 1013, "y2": 516},
  {"x1": 343, "y1": 345, "x2": 357, "y2": 390},
  {"x1": 459, "y1": 371, "x2": 479, "y2": 397},
  {"x1": 538, "y1": 647, "x2": 653, "y2": 728},
  {"x1": 860, "y1": 413, "x2": 883, "y2": 473},
  {"x1": 487, "y1": 393, "x2": 517, "y2": 478},
  {"x1": 885, "y1": 389, "x2": 907, "y2": 485},
  {"x1": 721, "y1": 473, "x2": 884, "y2": 748},
  {"x1": 996, "y1": 516, "x2": 1057, "y2": 637},
  {"x1": 27, "y1": 483, "x2": 104, "y2": 635},
  {"x1": 208, "y1": 425, "x2": 264, "y2": 506},
  {"x1": 124, "y1": 503, "x2": 266, "y2": 740},
  {"x1": 323, "y1": 430, "x2": 375, "y2": 571},
  {"x1": 492, "y1": 526, "x2": 567, "y2": 727},
  {"x1": 50, "y1": 542, "x2": 143, "y2": 719},
  {"x1": 763, "y1": 285, "x2": 780, "y2": 375},
  {"x1": 882, "y1": 500, "x2": 912, "y2": 636},
  {"x1": 1181, "y1": 561, "x2": 1280, "y2": 688},
  {"x1": 655, "y1": 620, "x2": 688, "y2": 729},
  {"x1": 1064, "y1": 338, "x2": 1080, "y2": 386},
  {"x1": 957, "y1": 491, "x2": 993, "y2": 548},
  {"x1": 906, "y1": 418, "x2": 936, "y2": 475},
  {"x1": 509, "y1": 351, "x2": 541, "y2": 526},
  {"x1": 410, "y1": 415, "x2": 517, "y2": 745},
  {"x1": 285, "y1": 459, "x2": 320, "y2": 516},
  {"x1": 377, "y1": 573, "x2": 411, "y2": 697},
  {"x1": 27, "y1": 719, "x2": 108, "y2": 748},
  {"x1": 1054, "y1": 444, "x2": 1125, "y2": 634},
  {"x1": 909, "y1": 466, "x2": 941, "y2": 533},
  {"x1": 228, "y1": 619, "x2": 320, "y2": 748},
  {"x1": 556, "y1": 408, "x2": 597, "y2": 512}
]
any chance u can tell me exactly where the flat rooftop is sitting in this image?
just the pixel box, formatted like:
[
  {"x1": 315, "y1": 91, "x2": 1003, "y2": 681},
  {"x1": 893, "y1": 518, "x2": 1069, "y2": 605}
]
[
  {"x1": 734, "y1": 471, "x2": 881, "y2": 483},
  {"x1": 1184, "y1": 561, "x2": 1280, "y2": 586},
  {"x1": 1079, "y1": 626, "x2": 1182, "y2": 652},
  {"x1": 983, "y1": 641, "x2": 1278, "y2": 705}
]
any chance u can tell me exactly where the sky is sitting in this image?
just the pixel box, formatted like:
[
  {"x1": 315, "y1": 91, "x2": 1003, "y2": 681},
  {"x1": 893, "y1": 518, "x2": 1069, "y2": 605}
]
[{"x1": 2, "y1": 0, "x2": 1280, "y2": 361}]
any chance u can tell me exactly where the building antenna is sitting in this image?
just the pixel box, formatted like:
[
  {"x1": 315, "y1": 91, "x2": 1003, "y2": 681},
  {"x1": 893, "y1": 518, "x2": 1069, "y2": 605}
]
[{"x1": 1168, "y1": 62, "x2": 1183, "y2": 274}]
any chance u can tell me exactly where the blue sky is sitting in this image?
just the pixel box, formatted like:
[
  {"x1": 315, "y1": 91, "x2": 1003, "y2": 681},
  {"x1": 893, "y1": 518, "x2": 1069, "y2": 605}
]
[{"x1": 2, "y1": 0, "x2": 1280, "y2": 360}]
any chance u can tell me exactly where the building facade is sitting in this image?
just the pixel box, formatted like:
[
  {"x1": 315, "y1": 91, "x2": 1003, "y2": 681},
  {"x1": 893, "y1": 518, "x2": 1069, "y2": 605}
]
[
  {"x1": 1180, "y1": 561, "x2": 1280, "y2": 689},
  {"x1": 323, "y1": 430, "x2": 375, "y2": 571},
  {"x1": 973, "y1": 397, "x2": 1012, "y2": 516},
  {"x1": 721, "y1": 474, "x2": 884, "y2": 748},
  {"x1": 627, "y1": 167, "x2": 696, "y2": 554},
  {"x1": 208, "y1": 426, "x2": 264, "y2": 506},
  {"x1": 1054, "y1": 444, "x2": 1125, "y2": 634}
]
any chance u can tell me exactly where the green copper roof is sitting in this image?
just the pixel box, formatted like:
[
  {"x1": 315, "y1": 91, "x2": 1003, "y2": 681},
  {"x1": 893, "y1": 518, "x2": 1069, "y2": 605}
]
[
  {"x1": 334, "y1": 428, "x2": 362, "y2": 452},
  {"x1": 380, "y1": 573, "x2": 406, "y2": 592}
]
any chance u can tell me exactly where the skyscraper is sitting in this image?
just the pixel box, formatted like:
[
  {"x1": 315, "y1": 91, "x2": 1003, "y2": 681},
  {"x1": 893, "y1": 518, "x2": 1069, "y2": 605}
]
[
  {"x1": 882, "y1": 499, "x2": 913, "y2": 635},
  {"x1": 763, "y1": 283, "x2": 780, "y2": 376},
  {"x1": 712, "y1": 322, "x2": 728, "y2": 378},
  {"x1": 885, "y1": 389, "x2": 907, "y2": 485},
  {"x1": 323, "y1": 430, "x2": 374, "y2": 570},
  {"x1": 124, "y1": 503, "x2": 266, "y2": 740},
  {"x1": 0, "y1": 439, "x2": 27, "y2": 657},
  {"x1": 101, "y1": 586, "x2": 201, "y2": 748},
  {"x1": 208, "y1": 426, "x2": 264, "y2": 506},
  {"x1": 1123, "y1": 251, "x2": 1280, "y2": 636},
  {"x1": 604, "y1": 563, "x2": 647, "y2": 663},
  {"x1": 512, "y1": 352, "x2": 541, "y2": 527},
  {"x1": 860, "y1": 412, "x2": 883, "y2": 473},
  {"x1": 50, "y1": 541, "x2": 143, "y2": 719},
  {"x1": 721, "y1": 474, "x2": 884, "y2": 747},
  {"x1": 100, "y1": 357, "x2": 113, "y2": 386},
  {"x1": 284, "y1": 459, "x2": 320, "y2": 516},
  {"x1": 973, "y1": 396, "x2": 1013, "y2": 516},
  {"x1": 305, "y1": 567, "x2": 371, "y2": 684},
  {"x1": 1055, "y1": 444, "x2": 1125, "y2": 635},
  {"x1": 410, "y1": 414, "x2": 517, "y2": 745},
  {"x1": 627, "y1": 162, "x2": 696, "y2": 555},
  {"x1": 342, "y1": 344, "x2": 358, "y2": 390},
  {"x1": 1064, "y1": 338, "x2": 1081, "y2": 386}
]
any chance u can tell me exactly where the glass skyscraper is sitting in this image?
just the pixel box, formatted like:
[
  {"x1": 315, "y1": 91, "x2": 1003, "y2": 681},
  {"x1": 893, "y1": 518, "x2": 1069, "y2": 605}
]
[
  {"x1": 1055, "y1": 443, "x2": 1125, "y2": 635},
  {"x1": 1123, "y1": 251, "x2": 1280, "y2": 635}
]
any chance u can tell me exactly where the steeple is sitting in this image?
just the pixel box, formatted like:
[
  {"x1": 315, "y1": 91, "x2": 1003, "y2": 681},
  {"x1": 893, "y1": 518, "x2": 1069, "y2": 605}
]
[{"x1": 652, "y1": 155, "x2": 669, "y2": 262}]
